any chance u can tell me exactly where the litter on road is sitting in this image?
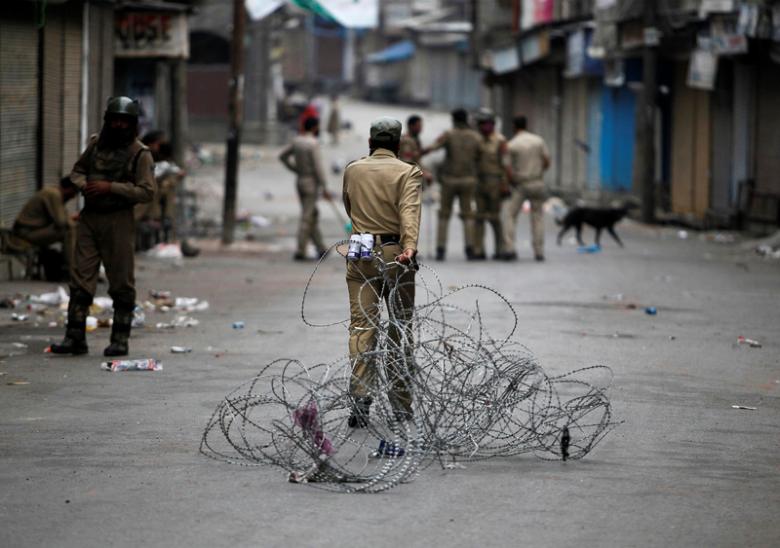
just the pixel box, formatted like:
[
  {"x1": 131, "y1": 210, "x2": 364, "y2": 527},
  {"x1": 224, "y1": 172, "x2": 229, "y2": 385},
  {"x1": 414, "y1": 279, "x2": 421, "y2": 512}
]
[
  {"x1": 101, "y1": 359, "x2": 163, "y2": 372},
  {"x1": 645, "y1": 306, "x2": 658, "y2": 315},
  {"x1": 170, "y1": 346, "x2": 192, "y2": 353},
  {"x1": 737, "y1": 336, "x2": 762, "y2": 348},
  {"x1": 731, "y1": 405, "x2": 757, "y2": 411}
]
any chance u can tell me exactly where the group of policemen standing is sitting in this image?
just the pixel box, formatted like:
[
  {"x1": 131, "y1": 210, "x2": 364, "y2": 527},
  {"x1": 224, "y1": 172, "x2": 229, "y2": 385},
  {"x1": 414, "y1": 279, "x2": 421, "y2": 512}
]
[
  {"x1": 288, "y1": 111, "x2": 549, "y2": 426},
  {"x1": 420, "y1": 108, "x2": 551, "y2": 262}
]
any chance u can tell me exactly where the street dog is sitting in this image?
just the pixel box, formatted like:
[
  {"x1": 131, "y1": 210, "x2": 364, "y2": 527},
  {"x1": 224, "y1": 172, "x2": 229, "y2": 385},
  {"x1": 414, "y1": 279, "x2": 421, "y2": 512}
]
[{"x1": 556, "y1": 203, "x2": 638, "y2": 247}]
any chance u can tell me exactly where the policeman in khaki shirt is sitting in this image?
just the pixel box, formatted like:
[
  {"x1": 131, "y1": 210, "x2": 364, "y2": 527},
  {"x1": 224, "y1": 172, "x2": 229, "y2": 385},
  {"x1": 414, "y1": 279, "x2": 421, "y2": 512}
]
[
  {"x1": 421, "y1": 108, "x2": 481, "y2": 261},
  {"x1": 502, "y1": 115, "x2": 550, "y2": 261},
  {"x1": 342, "y1": 117, "x2": 423, "y2": 427},
  {"x1": 473, "y1": 109, "x2": 507, "y2": 260},
  {"x1": 11, "y1": 177, "x2": 79, "y2": 276},
  {"x1": 279, "y1": 116, "x2": 330, "y2": 260}
]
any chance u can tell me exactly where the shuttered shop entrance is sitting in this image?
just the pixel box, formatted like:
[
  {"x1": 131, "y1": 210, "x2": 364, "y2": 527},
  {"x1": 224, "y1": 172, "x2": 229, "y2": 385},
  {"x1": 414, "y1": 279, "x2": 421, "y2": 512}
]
[{"x1": 0, "y1": 9, "x2": 39, "y2": 228}]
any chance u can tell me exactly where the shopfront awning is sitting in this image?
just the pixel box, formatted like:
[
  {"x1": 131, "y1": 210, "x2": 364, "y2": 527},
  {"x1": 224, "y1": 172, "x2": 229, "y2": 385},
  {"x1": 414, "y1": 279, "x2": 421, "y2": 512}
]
[
  {"x1": 290, "y1": 0, "x2": 378, "y2": 28},
  {"x1": 245, "y1": 0, "x2": 285, "y2": 21},
  {"x1": 365, "y1": 40, "x2": 416, "y2": 64}
]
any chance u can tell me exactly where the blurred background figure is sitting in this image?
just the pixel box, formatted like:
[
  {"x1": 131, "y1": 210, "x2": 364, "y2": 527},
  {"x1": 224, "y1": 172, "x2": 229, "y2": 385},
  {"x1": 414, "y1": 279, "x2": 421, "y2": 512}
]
[
  {"x1": 502, "y1": 115, "x2": 551, "y2": 262},
  {"x1": 473, "y1": 109, "x2": 507, "y2": 261},
  {"x1": 279, "y1": 116, "x2": 331, "y2": 261},
  {"x1": 9, "y1": 176, "x2": 79, "y2": 281},
  {"x1": 327, "y1": 94, "x2": 341, "y2": 145}
]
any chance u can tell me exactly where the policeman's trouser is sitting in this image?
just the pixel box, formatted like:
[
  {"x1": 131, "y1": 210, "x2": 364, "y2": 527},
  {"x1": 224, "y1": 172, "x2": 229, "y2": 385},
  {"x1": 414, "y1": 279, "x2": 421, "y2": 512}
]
[
  {"x1": 346, "y1": 243, "x2": 416, "y2": 413},
  {"x1": 437, "y1": 180, "x2": 476, "y2": 251},
  {"x1": 297, "y1": 179, "x2": 325, "y2": 255},
  {"x1": 473, "y1": 177, "x2": 504, "y2": 257},
  {"x1": 501, "y1": 180, "x2": 546, "y2": 256},
  {"x1": 70, "y1": 208, "x2": 137, "y2": 345},
  {"x1": 14, "y1": 223, "x2": 75, "y2": 270}
]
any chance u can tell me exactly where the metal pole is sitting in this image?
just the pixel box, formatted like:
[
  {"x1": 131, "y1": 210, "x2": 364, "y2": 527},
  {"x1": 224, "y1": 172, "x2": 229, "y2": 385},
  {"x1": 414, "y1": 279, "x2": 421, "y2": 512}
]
[
  {"x1": 639, "y1": 0, "x2": 657, "y2": 223},
  {"x1": 222, "y1": 0, "x2": 246, "y2": 245}
]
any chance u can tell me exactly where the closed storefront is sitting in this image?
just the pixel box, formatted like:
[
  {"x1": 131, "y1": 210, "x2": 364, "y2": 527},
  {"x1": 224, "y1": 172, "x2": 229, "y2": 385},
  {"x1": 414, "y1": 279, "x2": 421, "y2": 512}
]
[
  {"x1": 671, "y1": 63, "x2": 711, "y2": 217},
  {"x1": 754, "y1": 57, "x2": 780, "y2": 196},
  {"x1": 0, "y1": 4, "x2": 39, "y2": 228}
]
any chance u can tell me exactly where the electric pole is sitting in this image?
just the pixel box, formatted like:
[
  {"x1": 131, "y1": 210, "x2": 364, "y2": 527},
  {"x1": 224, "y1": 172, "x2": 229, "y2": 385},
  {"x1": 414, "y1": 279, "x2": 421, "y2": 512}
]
[
  {"x1": 222, "y1": 0, "x2": 246, "y2": 245},
  {"x1": 639, "y1": 0, "x2": 658, "y2": 223}
]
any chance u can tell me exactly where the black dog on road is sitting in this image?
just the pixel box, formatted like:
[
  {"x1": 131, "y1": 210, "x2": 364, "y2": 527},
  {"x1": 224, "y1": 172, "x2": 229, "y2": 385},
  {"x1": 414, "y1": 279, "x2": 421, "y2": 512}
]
[{"x1": 556, "y1": 203, "x2": 637, "y2": 247}]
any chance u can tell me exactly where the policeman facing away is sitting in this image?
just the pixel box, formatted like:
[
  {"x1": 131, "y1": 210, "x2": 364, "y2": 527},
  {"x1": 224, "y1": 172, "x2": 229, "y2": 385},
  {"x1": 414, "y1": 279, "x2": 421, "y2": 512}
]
[
  {"x1": 342, "y1": 117, "x2": 423, "y2": 427},
  {"x1": 502, "y1": 115, "x2": 550, "y2": 261},
  {"x1": 421, "y1": 108, "x2": 481, "y2": 261},
  {"x1": 51, "y1": 96, "x2": 155, "y2": 357},
  {"x1": 279, "y1": 116, "x2": 330, "y2": 261}
]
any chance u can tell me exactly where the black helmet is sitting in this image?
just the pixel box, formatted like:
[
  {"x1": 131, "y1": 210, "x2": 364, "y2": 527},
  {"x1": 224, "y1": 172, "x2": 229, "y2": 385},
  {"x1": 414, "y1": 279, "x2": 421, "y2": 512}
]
[{"x1": 105, "y1": 96, "x2": 140, "y2": 119}]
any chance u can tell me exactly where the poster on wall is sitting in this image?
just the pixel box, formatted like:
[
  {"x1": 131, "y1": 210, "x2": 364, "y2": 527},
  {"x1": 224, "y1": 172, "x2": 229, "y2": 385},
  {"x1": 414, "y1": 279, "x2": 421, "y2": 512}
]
[
  {"x1": 115, "y1": 11, "x2": 189, "y2": 58},
  {"x1": 687, "y1": 49, "x2": 718, "y2": 90},
  {"x1": 520, "y1": 0, "x2": 554, "y2": 31}
]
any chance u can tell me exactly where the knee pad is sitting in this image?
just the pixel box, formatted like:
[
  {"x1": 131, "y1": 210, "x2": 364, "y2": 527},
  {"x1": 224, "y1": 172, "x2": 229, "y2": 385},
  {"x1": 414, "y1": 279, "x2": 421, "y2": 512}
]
[{"x1": 69, "y1": 286, "x2": 93, "y2": 307}]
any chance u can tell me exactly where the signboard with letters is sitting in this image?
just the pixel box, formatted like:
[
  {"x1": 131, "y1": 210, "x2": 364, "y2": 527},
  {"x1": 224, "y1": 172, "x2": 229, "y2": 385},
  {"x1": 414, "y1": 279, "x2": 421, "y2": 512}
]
[{"x1": 115, "y1": 11, "x2": 189, "y2": 59}]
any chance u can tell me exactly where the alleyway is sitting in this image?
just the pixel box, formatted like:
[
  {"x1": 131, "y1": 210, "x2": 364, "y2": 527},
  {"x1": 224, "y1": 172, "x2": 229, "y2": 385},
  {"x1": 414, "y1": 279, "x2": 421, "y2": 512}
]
[{"x1": 1, "y1": 100, "x2": 779, "y2": 547}]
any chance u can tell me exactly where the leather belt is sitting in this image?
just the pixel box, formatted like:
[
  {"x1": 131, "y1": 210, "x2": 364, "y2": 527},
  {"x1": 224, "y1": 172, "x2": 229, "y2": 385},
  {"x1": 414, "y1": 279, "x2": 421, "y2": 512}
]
[{"x1": 375, "y1": 234, "x2": 401, "y2": 244}]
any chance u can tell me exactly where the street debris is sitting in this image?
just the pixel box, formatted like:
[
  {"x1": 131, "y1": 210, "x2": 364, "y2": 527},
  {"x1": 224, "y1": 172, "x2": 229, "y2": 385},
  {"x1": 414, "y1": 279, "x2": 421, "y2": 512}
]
[
  {"x1": 737, "y1": 336, "x2": 762, "y2": 348},
  {"x1": 146, "y1": 243, "x2": 183, "y2": 260},
  {"x1": 677, "y1": 230, "x2": 689, "y2": 240},
  {"x1": 741, "y1": 230, "x2": 780, "y2": 259},
  {"x1": 86, "y1": 316, "x2": 98, "y2": 332},
  {"x1": 578, "y1": 244, "x2": 601, "y2": 254},
  {"x1": 101, "y1": 359, "x2": 163, "y2": 372},
  {"x1": 11, "y1": 313, "x2": 28, "y2": 322},
  {"x1": 644, "y1": 307, "x2": 658, "y2": 315},
  {"x1": 7, "y1": 380, "x2": 30, "y2": 386},
  {"x1": 731, "y1": 405, "x2": 757, "y2": 411},
  {"x1": 155, "y1": 315, "x2": 199, "y2": 329},
  {"x1": 170, "y1": 346, "x2": 192, "y2": 353},
  {"x1": 232, "y1": 321, "x2": 245, "y2": 329}
]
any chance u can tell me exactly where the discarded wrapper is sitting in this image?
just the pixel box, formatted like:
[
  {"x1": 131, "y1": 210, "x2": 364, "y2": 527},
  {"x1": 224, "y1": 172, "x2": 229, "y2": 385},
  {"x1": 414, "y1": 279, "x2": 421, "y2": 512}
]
[
  {"x1": 737, "y1": 336, "x2": 761, "y2": 348},
  {"x1": 101, "y1": 359, "x2": 162, "y2": 372},
  {"x1": 731, "y1": 405, "x2": 757, "y2": 411},
  {"x1": 170, "y1": 346, "x2": 192, "y2": 353}
]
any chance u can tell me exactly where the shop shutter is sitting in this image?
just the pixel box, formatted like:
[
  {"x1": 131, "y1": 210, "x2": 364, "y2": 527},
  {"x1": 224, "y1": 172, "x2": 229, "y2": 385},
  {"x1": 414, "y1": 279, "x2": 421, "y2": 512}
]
[{"x1": 0, "y1": 13, "x2": 39, "y2": 227}]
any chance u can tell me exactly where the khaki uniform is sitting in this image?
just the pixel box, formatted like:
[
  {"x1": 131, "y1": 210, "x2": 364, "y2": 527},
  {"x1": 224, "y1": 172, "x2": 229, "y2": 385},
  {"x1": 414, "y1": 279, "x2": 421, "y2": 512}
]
[
  {"x1": 399, "y1": 133, "x2": 422, "y2": 166},
  {"x1": 474, "y1": 132, "x2": 506, "y2": 257},
  {"x1": 279, "y1": 134, "x2": 328, "y2": 255},
  {"x1": 429, "y1": 126, "x2": 481, "y2": 251},
  {"x1": 12, "y1": 186, "x2": 75, "y2": 265},
  {"x1": 69, "y1": 135, "x2": 155, "y2": 319},
  {"x1": 502, "y1": 131, "x2": 549, "y2": 257},
  {"x1": 342, "y1": 148, "x2": 422, "y2": 412}
]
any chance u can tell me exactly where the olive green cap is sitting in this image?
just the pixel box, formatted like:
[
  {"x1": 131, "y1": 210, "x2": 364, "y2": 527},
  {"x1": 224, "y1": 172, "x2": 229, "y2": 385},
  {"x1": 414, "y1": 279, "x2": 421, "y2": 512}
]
[
  {"x1": 369, "y1": 117, "x2": 402, "y2": 142},
  {"x1": 105, "y1": 96, "x2": 140, "y2": 118}
]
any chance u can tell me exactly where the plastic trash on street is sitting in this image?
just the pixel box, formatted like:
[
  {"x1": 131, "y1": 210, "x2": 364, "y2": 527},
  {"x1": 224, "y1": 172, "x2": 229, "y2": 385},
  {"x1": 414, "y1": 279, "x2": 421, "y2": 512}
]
[
  {"x1": 737, "y1": 336, "x2": 761, "y2": 348},
  {"x1": 101, "y1": 359, "x2": 162, "y2": 372}
]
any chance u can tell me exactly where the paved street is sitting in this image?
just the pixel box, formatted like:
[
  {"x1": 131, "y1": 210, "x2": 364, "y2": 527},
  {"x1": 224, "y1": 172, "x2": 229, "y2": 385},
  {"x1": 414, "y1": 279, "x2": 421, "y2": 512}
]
[{"x1": 1, "y1": 100, "x2": 779, "y2": 547}]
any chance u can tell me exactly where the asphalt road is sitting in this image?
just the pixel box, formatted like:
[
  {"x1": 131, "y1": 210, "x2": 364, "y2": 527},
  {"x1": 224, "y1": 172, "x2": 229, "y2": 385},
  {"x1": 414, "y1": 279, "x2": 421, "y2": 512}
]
[{"x1": 1, "y1": 100, "x2": 779, "y2": 547}]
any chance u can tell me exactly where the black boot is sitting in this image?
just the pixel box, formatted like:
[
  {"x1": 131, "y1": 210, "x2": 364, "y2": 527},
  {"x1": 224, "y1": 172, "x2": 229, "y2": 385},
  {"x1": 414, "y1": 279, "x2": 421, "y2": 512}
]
[
  {"x1": 347, "y1": 396, "x2": 372, "y2": 428},
  {"x1": 464, "y1": 246, "x2": 475, "y2": 260},
  {"x1": 50, "y1": 289, "x2": 90, "y2": 355},
  {"x1": 435, "y1": 247, "x2": 446, "y2": 262},
  {"x1": 104, "y1": 306, "x2": 133, "y2": 357}
]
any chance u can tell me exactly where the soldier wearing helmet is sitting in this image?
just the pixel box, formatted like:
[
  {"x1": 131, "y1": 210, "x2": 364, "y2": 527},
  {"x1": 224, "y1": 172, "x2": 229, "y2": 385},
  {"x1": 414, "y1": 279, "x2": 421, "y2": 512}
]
[
  {"x1": 473, "y1": 108, "x2": 508, "y2": 260},
  {"x1": 51, "y1": 96, "x2": 155, "y2": 357}
]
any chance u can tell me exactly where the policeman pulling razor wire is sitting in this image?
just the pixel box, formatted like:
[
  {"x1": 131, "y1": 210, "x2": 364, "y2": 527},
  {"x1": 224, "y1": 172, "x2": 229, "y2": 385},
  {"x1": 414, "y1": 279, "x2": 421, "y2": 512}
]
[{"x1": 342, "y1": 117, "x2": 423, "y2": 427}]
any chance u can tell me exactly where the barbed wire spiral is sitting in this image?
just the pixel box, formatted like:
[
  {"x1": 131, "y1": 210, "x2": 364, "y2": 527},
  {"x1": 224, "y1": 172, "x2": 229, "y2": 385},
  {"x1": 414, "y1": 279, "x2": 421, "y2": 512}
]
[{"x1": 200, "y1": 240, "x2": 620, "y2": 493}]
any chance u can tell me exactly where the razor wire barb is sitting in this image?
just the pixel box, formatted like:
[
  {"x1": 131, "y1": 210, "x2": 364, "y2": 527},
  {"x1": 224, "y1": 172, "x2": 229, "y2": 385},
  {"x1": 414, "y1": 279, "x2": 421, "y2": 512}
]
[{"x1": 201, "y1": 240, "x2": 621, "y2": 493}]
